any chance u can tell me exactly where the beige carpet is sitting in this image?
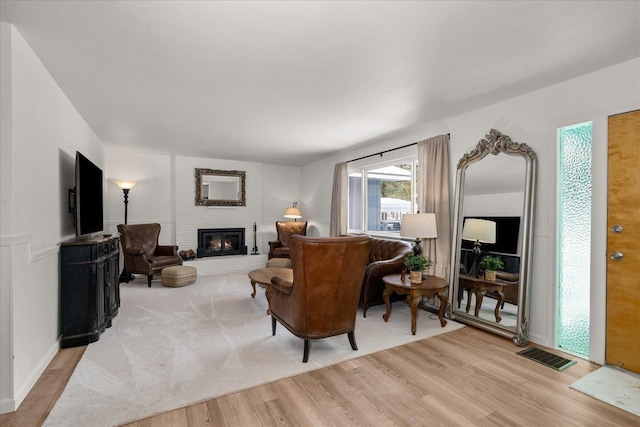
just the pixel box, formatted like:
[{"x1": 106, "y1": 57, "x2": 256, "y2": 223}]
[
  {"x1": 571, "y1": 365, "x2": 640, "y2": 417},
  {"x1": 44, "y1": 271, "x2": 464, "y2": 427}
]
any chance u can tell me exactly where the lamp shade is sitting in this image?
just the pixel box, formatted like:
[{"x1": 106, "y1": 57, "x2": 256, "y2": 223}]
[
  {"x1": 114, "y1": 180, "x2": 137, "y2": 190},
  {"x1": 400, "y1": 213, "x2": 438, "y2": 239},
  {"x1": 462, "y1": 218, "x2": 496, "y2": 243},
  {"x1": 283, "y1": 207, "x2": 302, "y2": 219}
]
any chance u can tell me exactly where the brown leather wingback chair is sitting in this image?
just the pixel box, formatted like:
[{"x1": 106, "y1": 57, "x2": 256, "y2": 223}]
[
  {"x1": 117, "y1": 223, "x2": 182, "y2": 287},
  {"x1": 270, "y1": 235, "x2": 371, "y2": 362},
  {"x1": 359, "y1": 238, "x2": 412, "y2": 317},
  {"x1": 268, "y1": 221, "x2": 308, "y2": 259}
]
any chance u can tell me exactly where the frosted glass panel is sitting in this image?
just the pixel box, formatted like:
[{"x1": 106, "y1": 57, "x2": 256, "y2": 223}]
[{"x1": 557, "y1": 122, "x2": 592, "y2": 356}]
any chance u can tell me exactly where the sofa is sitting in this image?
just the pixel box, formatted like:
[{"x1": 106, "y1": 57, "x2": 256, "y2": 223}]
[{"x1": 359, "y1": 237, "x2": 413, "y2": 317}]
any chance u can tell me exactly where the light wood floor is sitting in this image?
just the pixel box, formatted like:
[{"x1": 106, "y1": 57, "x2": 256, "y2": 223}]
[{"x1": 2, "y1": 327, "x2": 637, "y2": 427}]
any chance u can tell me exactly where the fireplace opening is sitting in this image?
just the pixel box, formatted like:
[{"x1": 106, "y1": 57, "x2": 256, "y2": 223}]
[{"x1": 197, "y1": 228, "x2": 247, "y2": 257}]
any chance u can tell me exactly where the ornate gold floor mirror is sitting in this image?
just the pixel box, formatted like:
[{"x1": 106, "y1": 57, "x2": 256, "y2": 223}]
[{"x1": 449, "y1": 129, "x2": 537, "y2": 345}]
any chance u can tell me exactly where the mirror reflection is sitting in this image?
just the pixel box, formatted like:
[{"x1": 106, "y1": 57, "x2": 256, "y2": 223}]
[
  {"x1": 195, "y1": 168, "x2": 246, "y2": 206},
  {"x1": 457, "y1": 155, "x2": 525, "y2": 329},
  {"x1": 450, "y1": 129, "x2": 536, "y2": 345}
]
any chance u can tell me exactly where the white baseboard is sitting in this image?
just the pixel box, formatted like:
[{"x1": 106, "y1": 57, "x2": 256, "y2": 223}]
[{"x1": 0, "y1": 397, "x2": 16, "y2": 415}]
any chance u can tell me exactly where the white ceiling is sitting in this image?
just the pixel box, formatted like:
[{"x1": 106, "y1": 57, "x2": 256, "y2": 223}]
[{"x1": 1, "y1": 1, "x2": 638, "y2": 166}]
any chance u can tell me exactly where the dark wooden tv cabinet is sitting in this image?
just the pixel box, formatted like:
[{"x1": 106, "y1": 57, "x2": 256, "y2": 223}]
[{"x1": 60, "y1": 235, "x2": 120, "y2": 348}]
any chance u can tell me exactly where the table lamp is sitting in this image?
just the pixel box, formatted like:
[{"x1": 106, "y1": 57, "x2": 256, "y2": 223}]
[
  {"x1": 400, "y1": 213, "x2": 438, "y2": 256},
  {"x1": 461, "y1": 218, "x2": 496, "y2": 277}
]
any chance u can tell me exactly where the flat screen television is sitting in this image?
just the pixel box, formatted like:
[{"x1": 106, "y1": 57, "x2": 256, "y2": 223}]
[
  {"x1": 75, "y1": 151, "x2": 104, "y2": 237},
  {"x1": 461, "y1": 216, "x2": 520, "y2": 255}
]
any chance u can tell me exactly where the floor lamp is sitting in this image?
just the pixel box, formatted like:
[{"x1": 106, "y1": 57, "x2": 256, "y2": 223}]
[
  {"x1": 114, "y1": 180, "x2": 137, "y2": 282},
  {"x1": 461, "y1": 218, "x2": 496, "y2": 278}
]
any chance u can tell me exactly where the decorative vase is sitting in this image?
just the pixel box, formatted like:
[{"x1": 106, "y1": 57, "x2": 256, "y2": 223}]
[
  {"x1": 485, "y1": 270, "x2": 497, "y2": 281},
  {"x1": 409, "y1": 270, "x2": 423, "y2": 284}
]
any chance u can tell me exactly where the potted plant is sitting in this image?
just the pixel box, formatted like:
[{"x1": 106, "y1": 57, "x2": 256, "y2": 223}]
[
  {"x1": 479, "y1": 255, "x2": 504, "y2": 281},
  {"x1": 404, "y1": 253, "x2": 433, "y2": 284}
]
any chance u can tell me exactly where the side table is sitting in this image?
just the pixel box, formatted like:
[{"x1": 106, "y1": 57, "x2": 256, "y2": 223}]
[
  {"x1": 248, "y1": 267, "x2": 293, "y2": 314},
  {"x1": 382, "y1": 273, "x2": 448, "y2": 334},
  {"x1": 458, "y1": 275, "x2": 516, "y2": 323}
]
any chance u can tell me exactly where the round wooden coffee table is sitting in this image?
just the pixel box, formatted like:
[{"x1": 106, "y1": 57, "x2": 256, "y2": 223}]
[
  {"x1": 248, "y1": 267, "x2": 293, "y2": 314},
  {"x1": 382, "y1": 273, "x2": 448, "y2": 334}
]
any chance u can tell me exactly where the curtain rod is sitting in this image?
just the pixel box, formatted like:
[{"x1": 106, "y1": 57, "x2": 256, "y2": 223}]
[{"x1": 346, "y1": 133, "x2": 450, "y2": 163}]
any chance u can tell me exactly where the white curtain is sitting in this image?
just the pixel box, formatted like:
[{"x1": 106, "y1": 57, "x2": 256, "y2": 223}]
[
  {"x1": 329, "y1": 162, "x2": 348, "y2": 237},
  {"x1": 418, "y1": 134, "x2": 451, "y2": 279}
]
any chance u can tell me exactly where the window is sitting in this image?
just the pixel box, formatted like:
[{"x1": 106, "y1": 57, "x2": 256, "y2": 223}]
[
  {"x1": 557, "y1": 122, "x2": 592, "y2": 357},
  {"x1": 348, "y1": 156, "x2": 418, "y2": 236}
]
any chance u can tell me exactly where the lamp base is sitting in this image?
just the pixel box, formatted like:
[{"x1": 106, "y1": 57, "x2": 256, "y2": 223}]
[{"x1": 412, "y1": 238, "x2": 423, "y2": 256}]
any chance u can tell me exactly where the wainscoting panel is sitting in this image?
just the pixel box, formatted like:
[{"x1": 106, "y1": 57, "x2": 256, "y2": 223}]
[{"x1": 0, "y1": 234, "x2": 61, "y2": 414}]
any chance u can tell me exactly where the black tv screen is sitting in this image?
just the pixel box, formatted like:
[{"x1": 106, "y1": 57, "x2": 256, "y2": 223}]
[
  {"x1": 75, "y1": 151, "x2": 104, "y2": 237},
  {"x1": 461, "y1": 216, "x2": 520, "y2": 255}
]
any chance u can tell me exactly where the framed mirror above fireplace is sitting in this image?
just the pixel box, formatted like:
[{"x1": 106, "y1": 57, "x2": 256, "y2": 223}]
[{"x1": 195, "y1": 168, "x2": 246, "y2": 206}]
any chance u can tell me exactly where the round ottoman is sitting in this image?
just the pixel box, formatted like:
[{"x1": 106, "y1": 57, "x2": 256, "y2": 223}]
[
  {"x1": 266, "y1": 258, "x2": 292, "y2": 269},
  {"x1": 161, "y1": 265, "x2": 197, "y2": 287}
]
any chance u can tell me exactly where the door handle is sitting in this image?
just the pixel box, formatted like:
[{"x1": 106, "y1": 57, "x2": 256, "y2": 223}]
[
  {"x1": 610, "y1": 251, "x2": 624, "y2": 260},
  {"x1": 612, "y1": 225, "x2": 623, "y2": 233}
]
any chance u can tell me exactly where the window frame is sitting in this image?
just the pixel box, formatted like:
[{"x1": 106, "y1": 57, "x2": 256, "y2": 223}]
[{"x1": 347, "y1": 154, "x2": 419, "y2": 238}]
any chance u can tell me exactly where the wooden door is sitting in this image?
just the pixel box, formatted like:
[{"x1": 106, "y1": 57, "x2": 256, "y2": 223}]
[{"x1": 606, "y1": 109, "x2": 640, "y2": 374}]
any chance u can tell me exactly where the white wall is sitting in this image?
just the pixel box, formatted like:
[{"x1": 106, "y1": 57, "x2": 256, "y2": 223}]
[
  {"x1": 0, "y1": 24, "x2": 105, "y2": 413},
  {"x1": 301, "y1": 58, "x2": 640, "y2": 361},
  {"x1": 0, "y1": 22, "x2": 14, "y2": 414},
  {"x1": 262, "y1": 164, "x2": 301, "y2": 246},
  {"x1": 104, "y1": 150, "x2": 175, "y2": 245}
]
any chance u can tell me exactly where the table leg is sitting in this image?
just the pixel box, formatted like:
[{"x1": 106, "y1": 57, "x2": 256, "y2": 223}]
[
  {"x1": 465, "y1": 288, "x2": 472, "y2": 313},
  {"x1": 407, "y1": 295, "x2": 422, "y2": 335},
  {"x1": 382, "y1": 287, "x2": 393, "y2": 322},
  {"x1": 436, "y1": 291, "x2": 448, "y2": 327},
  {"x1": 494, "y1": 290, "x2": 505, "y2": 323},
  {"x1": 264, "y1": 285, "x2": 274, "y2": 315},
  {"x1": 474, "y1": 289, "x2": 485, "y2": 317},
  {"x1": 250, "y1": 280, "x2": 257, "y2": 298}
]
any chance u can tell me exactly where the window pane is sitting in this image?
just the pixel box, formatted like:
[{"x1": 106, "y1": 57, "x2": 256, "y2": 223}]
[
  {"x1": 366, "y1": 164, "x2": 412, "y2": 233},
  {"x1": 557, "y1": 122, "x2": 592, "y2": 357}
]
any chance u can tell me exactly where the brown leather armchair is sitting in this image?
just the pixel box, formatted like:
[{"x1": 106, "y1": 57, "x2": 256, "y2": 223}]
[
  {"x1": 268, "y1": 221, "x2": 308, "y2": 259},
  {"x1": 270, "y1": 235, "x2": 371, "y2": 363},
  {"x1": 359, "y1": 238, "x2": 412, "y2": 317},
  {"x1": 117, "y1": 223, "x2": 182, "y2": 287}
]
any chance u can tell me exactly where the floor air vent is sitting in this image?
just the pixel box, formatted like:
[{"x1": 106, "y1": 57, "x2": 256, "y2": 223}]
[{"x1": 517, "y1": 347, "x2": 577, "y2": 371}]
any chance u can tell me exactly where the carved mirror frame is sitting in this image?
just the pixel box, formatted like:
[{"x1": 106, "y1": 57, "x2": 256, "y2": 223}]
[
  {"x1": 449, "y1": 129, "x2": 537, "y2": 345},
  {"x1": 195, "y1": 168, "x2": 246, "y2": 206}
]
